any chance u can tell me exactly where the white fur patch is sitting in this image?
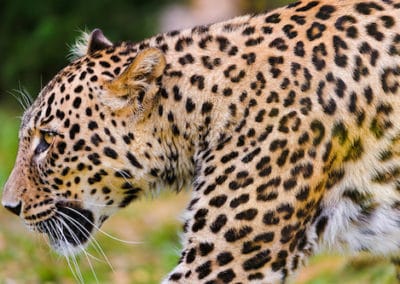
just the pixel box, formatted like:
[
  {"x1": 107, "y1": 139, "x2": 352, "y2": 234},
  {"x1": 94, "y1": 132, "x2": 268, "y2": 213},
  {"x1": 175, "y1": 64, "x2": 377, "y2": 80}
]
[
  {"x1": 319, "y1": 133, "x2": 400, "y2": 256},
  {"x1": 67, "y1": 30, "x2": 90, "y2": 62}
]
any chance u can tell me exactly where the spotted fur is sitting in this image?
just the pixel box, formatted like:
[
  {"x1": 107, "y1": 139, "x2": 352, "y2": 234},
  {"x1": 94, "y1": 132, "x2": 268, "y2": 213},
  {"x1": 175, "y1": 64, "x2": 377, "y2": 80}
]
[{"x1": 3, "y1": 0, "x2": 400, "y2": 282}]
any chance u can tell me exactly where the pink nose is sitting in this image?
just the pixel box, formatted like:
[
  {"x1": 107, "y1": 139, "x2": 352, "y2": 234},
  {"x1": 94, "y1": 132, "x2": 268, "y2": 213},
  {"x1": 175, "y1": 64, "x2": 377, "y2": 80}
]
[{"x1": 4, "y1": 201, "x2": 22, "y2": 216}]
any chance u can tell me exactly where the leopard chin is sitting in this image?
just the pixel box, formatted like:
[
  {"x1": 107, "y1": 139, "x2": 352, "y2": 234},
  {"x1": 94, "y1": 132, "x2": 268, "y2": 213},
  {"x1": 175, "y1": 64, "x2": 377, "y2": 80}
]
[
  {"x1": 49, "y1": 238, "x2": 89, "y2": 257},
  {"x1": 35, "y1": 203, "x2": 95, "y2": 255}
]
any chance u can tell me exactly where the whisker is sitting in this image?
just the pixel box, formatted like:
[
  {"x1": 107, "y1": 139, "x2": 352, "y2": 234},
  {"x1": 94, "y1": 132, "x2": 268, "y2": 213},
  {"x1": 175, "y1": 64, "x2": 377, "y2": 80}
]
[
  {"x1": 55, "y1": 216, "x2": 99, "y2": 284},
  {"x1": 41, "y1": 221, "x2": 55, "y2": 249},
  {"x1": 63, "y1": 206, "x2": 142, "y2": 245},
  {"x1": 105, "y1": 166, "x2": 159, "y2": 198},
  {"x1": 54, "y1": 216, "x2": 85, "y2": 250},
  {"x1": 52, "y1": 218, "x2": 85, "y2": 284},
  {"x1": 104, "y1": 170, "x2": 160, "y2": 200},
  {"x1": 86, "y1": 251, "x2": 99, "y2": 284},
  {"x1": 50, "y1": 219, "x2": 81, "y2": 283},
  {"x1": 110, "y1": 166, "x2": 131, "y2": 180},
  {"x1": 10, "y1": 91, "x2": 28, "y2": 111},
  {"x1": 85, "y1": 251, "x2": 110, "y2": 264},
  {"x1": 41, "y1": 222, "x2": 63, "y2": 263},
  {"x1": 108, "y1": 166, "x2": 135, "y2": 186},
  {"x1": 56, "y1": 210, "x2": 114, "y2": 272},
  {"x1": 9, "y1": 84, "x2": 33, "y2": 111}
]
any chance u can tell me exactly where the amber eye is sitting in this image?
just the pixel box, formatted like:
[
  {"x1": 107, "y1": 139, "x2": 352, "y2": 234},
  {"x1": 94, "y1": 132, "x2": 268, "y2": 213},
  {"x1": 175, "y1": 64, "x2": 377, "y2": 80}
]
[{"x1": 34, "y1": 130, "x2": 57, "y2": 155}]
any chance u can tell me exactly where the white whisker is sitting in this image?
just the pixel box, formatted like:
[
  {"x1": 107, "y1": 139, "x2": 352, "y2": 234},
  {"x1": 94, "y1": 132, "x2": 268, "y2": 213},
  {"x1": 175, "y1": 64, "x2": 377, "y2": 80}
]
[
  {"x1": 85, "y1": 251, "x2": 99, "y2": 284},
  {"x1": 85, "y1": 251, "x2": 110, "y2": 264},
  {"x1": 56, "y1": 210, "x2": 114, "y2": 272},
  {"x1": 41, "y1": 221, "x2": 55, "y2": 249},
  {"x1": 109, "y1": 166, "x2": 133, "y2": 184},
  {"x1": 63, "y1": 206, "x2": 142, "y2": 245},
  {"x1": 49, "y1": 219, "x2": 81, "y2": 283},
  {"x1": 10, "y1": 83, "x2": 33, "y2": 111},
  {"x1": 52, "y1": 218, "x2": 85, "y2": 284},
  {"x1": 55, "y1": 216, "x2": 99, "y2": 284}
]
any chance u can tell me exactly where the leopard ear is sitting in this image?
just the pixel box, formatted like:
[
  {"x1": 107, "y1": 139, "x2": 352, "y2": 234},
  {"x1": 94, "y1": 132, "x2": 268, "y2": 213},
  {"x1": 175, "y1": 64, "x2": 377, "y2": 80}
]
[
  {"x1": 87, "y1": 29, "x2": 113, "y2": 55},
  {"x1": 103, "y1": 48, "x2": 166, "y2": 115},
  {"x1": 70, "y1": 29, "x2": 113, "y2": 60}
]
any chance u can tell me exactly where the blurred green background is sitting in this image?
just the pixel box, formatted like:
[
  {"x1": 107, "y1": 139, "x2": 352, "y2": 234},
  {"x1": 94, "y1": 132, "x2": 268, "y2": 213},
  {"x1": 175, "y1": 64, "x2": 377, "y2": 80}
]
[{"x1": 0, "y1": 0, "x2": 398, "y2": 283}]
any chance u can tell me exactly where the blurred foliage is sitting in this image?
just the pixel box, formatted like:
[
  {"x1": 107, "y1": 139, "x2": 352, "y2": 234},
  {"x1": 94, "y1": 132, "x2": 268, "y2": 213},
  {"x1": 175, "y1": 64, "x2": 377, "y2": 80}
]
[
  {"x1": 0, "y1": 0, "x2": 294, "y2": 107},
  {"x1": 0, "y1": 110, "x2": 19, "y2": 188},
  {"x1": 0, "y1": 0, "x2": 184, "y2": 107}
]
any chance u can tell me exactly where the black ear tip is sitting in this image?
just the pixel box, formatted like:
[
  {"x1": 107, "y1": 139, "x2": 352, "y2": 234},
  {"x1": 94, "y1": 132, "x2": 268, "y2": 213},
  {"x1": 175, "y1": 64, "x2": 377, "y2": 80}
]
[{"x1": 88, "y1": 28, "x2": 113, "y2": 55}]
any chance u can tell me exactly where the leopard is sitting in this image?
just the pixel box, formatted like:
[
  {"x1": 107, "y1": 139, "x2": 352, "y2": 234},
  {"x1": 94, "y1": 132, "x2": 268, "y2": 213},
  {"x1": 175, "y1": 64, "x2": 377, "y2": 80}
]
[{"x1": 3, "y1": 0, "x2": 400, "y2": 282}]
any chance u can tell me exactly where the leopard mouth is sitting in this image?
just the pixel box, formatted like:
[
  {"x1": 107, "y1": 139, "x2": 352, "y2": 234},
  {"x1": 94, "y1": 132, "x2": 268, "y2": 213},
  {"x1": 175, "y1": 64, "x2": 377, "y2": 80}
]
[{"x1": 36, "y1": 202, "x2": 95, "y2": 251}]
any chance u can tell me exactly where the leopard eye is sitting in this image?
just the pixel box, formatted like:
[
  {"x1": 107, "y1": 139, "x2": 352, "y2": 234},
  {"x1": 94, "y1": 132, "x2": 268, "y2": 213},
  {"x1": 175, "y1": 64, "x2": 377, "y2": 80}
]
[{"x1": 34, "y1": 130, "x2": 57, "y2": 155}]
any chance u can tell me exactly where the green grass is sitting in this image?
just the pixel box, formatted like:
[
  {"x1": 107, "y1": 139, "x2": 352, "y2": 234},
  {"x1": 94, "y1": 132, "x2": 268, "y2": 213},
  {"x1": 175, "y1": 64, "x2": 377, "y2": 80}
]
[{"x1": 0, "y1": 108, "x2": 398, "y2": 283}]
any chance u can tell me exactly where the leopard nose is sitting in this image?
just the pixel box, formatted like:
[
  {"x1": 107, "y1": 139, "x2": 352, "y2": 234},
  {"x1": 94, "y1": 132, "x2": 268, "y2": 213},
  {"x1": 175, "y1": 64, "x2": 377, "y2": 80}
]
[{"x1": 3, "y1": 201, "x2": 22, "y2": 216}]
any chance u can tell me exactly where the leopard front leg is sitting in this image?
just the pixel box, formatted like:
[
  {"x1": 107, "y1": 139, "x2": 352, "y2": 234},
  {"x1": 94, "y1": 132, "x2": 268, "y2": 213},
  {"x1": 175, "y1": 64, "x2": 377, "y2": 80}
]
[
  {"x1": 163, "y1": 191, "x2": 319, "y2": 284},
  {"x1": 163, "y1": 138, "x2": 326, "y2": 283}
]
